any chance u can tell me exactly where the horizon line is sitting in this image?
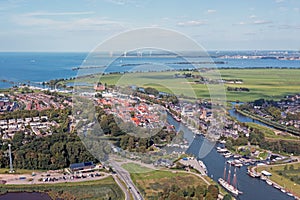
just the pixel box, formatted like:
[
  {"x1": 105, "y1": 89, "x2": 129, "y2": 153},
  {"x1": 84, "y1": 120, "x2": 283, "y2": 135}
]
[{"x1": 0, "y1": 49, "x2": 299, "y2": 53}]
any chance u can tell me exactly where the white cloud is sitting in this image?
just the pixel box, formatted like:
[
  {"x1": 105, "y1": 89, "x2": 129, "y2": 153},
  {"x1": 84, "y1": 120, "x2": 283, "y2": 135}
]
[
  {"x1": 278, "y1": 24, "x2": 300, "y2": 29},
  {"x1": 252, "y1": 20, "x2": 272, "y2": 25},
  {"x1": 12, "y1": 14, "x2": 125, "y2": 32},
  {"x1": 244, "y1": 32, "x2": 257, "y2": 35},
  {"x1": 275, "y1": 0, "x2": 285, "y2": 3},
  {"x1": 177, "y1": 20, "x2": 207, "y2": 27},
  {"x1": 105, "y1": 0, "x2": 129, "y2": 5},
  {"x1": 249, "y1": 15, "x2": 257, "y2": 19},
  {"x1": 234, "y1": 21, "x2": 247, "y2": 25},
  {"x1": 234, "y1": 20, "x2": 272, "y2": 26},
  {"x1": 206, "y1": 9, "x2": 217, "y2": 14},
  {"x1": 279, "y1": 7, "x2": 288, "y2": 12},
  {"x1": 24, "y1": 11, "x2": 95, "y2": 17},
  {"x1": 105, "y1": 0, "x2": 146, "y2": 7}
]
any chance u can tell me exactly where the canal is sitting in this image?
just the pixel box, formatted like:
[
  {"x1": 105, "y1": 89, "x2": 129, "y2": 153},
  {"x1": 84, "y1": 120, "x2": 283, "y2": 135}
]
[
  {"x1": 167, "y1": 114, "x2": 294, "y2": 200},
  {"x1": 228, "y1": 102, "x2": 272, "y2": 128}
]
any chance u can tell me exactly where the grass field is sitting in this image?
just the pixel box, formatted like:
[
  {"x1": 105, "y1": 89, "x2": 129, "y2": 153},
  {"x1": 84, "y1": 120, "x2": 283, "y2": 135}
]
[
  {"x1": 70, "y1": 69, "x2": 300, "y2": 102},
  {"x1": 122, "y1": 163, "x2": 154, "y2": 174},
  {"x1": 0, "y1": 176, "x2": 124, "y2": 200},
  {"x1": 0, "y1": 168, "x2": 46, "y2": 174},
  {"x1": 245, "y1": 123, "x2": 300, "y2": 141},
  {"x1": 257, "y1": 162, "x2": 300, "y2": 197},
  {"x1": 121, "y1": 163, "x2": 209, "y2": 200}
]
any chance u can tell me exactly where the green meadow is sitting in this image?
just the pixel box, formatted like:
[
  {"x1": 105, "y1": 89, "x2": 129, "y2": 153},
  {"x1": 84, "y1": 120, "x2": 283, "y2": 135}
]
[
  {"x1": 70, "y1": 68, "x2": 300, "y2": 102},
  {"x1": 121, "y1": 163, "x2": 209, "y2": 200}
]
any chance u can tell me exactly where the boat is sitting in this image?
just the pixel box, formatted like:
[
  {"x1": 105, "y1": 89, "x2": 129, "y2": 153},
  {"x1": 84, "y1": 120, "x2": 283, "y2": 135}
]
[
  {"x1": 217, "y1": 148, "x2": 228, "y2": 153},
  {"x1": 247, "y1": 168, "x2": 261, "y2": 178},
  {"x1": 286, "y1": 192, "x2": 294, "y2": 197},
  {"x1": 233, "y1": 159, "x2": 243, "y2": 167},
  {"x1": 261, "y1": 176, "x2": 267, "y2": 181},
  {"x1": 198, "y1": 160, "x2": 208, "y2": 174},
  {"x1": 218, "y1": 177, "x2": 243, "y2": 196},
  {"x1": 227, "y1": 160, "x2": 233, "y2": 165},
  {"x1": 281, "y1": 188, "x2": 286, "y2": 193},
  {"x1": 233, "y1": 155, "x2": 240, "y2": 159},
  {"x1": 219, "y1": 164, "x2": 243, "y2": 196},
  {"x1": 266, "y1": 180, "x2": 272, "y2": 185},
  {"x1": 273, "y1": 184, "x2": 280, "y2": 189},
  {"x1": 225, "y1": 154, "x2": 232, "y2": 158}
]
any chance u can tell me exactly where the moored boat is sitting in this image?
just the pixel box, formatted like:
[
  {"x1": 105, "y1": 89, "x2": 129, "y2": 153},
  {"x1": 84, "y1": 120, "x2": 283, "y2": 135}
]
[
  {"x1": 219, "y1": 164, "x2": 242, "y2": 196},
  {"x1": 273, "y1": 184, "x2": 280, "y2": 189},
  {"x1": 281, "y1": 188, "x2": 286, "y2": 193},
  {"x1": 218, "y1": 178, "x2": 241, "y2": 196},
  {"x1": 266, "y1": 180, "x2": 272, "y2": 185},
  {"x1": 286, "y1": 192, "x2": 294, "y2": 197}
]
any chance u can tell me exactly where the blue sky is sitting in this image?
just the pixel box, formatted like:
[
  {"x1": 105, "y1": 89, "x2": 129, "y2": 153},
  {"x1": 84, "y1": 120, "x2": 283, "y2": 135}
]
[{"x1": 0, "y1": 0, "x2": 299, "y2": 51}]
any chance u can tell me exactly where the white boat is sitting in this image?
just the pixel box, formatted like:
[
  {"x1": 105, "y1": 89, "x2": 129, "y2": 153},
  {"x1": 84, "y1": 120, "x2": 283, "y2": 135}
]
[
  {"x1": 286, "y1": 192, "x2": 294, "y2": 197},
  {"x1": 273, "y1": 184, "x2": 280, "y2": 189},
  {"x1": 217, "y1": 148, "x2": 228, "y2": 153},
  {"x1": 198, "y1": 160, "x2": 208, "y2": 174},
  {"x1": 261, "y1": 176, "x2": 267, "y2": 181},
  {"x1": 218, "y1": 178, "x2": 242, "y2": 196},
  {"x1": 281, "y1": 189, "x2": 286, "y2": 193},
  {"x1": 219, "y1": 164, "x2": 242, "y2": 196},
  {"x1": 266, "y1": 180, "x2": 272, "y2": 185},
  {"x1": 233, "y1": 155, "x2": 240, "y2": 159},
  {"x1": 225, "y1": 154, "x2": 232, "y2": 158}
]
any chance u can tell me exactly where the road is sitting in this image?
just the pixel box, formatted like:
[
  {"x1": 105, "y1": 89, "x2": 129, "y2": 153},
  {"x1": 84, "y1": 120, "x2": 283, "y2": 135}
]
[
  {"x1": 110, "y1": 160, "x2": 144, "y2": 200},
  {"x1": 112, "y1": 174, "x2": 130, "y2": 200}
]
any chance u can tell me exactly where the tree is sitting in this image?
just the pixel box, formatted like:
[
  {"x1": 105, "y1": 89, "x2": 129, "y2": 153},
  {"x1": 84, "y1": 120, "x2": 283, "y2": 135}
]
[
  {"x1": 207, "y1": 185, "x2": 219, "y2": 199},
  {"x1": 128, "y1": 137, "x2": 135, "y2": 151},
  {"x1": 223, "y1": 194, "x2": 232, "y2": 200},
  {"x1": 99, "y1": 115, "x2": 110, "y2": 134},
  {"x1": 12, "y1": 132, "x2": 25, "y2": 147},
  {"x1": 145, "y1": 87, "x2": 159, "y2": 96}
]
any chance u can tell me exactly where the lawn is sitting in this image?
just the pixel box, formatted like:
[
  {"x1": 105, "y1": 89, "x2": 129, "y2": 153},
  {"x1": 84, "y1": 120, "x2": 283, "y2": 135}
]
[
  {"x1": 70, "y1": 69, "x2": 300, "y2": 102},
  {"x1": 121, "y1": 163, "x2": 154, "y2": 174},
  {"x1": 257, "y1": 162, "x2": 300, "y2": 197},
  {"x1": 0, "y1": 176, "x2": 124, "y2": 200},
  {"x1": 122, "y1": 163, "x2": 209, "y2": 200},
  {"x1": 245, "y1": 123, "x2": 300, "y2": 141}
]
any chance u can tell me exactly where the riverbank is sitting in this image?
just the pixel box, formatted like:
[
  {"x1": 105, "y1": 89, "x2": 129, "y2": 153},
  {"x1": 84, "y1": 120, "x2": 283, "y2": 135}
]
[
  {"x1": 254, "y1": 162, "x2": 300, "y2": 199},
  {"x1": 235, "y1": 108, "x2": 300, "y2": 137}
]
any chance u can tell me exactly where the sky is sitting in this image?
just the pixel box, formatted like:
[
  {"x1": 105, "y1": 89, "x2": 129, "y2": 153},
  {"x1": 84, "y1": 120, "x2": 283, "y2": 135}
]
[{"x1": 0, "y1": 0, "x2": 300, "y2": 51}]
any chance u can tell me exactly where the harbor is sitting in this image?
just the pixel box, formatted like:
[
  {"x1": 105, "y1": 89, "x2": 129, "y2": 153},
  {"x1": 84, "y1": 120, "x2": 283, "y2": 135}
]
[{"x1": 167, "y1": 113, "x2": 297, "y2": 200}]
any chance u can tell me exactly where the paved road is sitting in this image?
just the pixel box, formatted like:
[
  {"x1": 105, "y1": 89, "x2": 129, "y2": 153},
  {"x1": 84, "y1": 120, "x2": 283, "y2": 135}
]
[
  {"x1": 112, "y1": 174, "x2": 130, "y2": 200},
  {"x1": 110, "y1": 160, "x2": 144, "y2": 200}
]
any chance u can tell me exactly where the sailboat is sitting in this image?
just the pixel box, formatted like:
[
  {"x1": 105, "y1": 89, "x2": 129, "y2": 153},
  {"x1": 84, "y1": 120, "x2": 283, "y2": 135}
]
[{"x1": 218, "y1": 163, "x2": 243, "y2": 196}]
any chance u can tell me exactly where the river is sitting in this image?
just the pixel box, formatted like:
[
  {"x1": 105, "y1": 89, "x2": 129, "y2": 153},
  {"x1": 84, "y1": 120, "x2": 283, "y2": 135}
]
[
  {"x1": 228, "y1": 102, "x2": 272, "y2": 128},
  {"x1": 166, "y1": 114, "x2": 294, "y2": 200}
]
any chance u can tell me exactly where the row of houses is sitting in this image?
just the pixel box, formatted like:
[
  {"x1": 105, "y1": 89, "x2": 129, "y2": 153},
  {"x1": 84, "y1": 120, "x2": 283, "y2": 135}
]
[{"x1": 0, "y1": 116, "x2": 56, "y2": 140}]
